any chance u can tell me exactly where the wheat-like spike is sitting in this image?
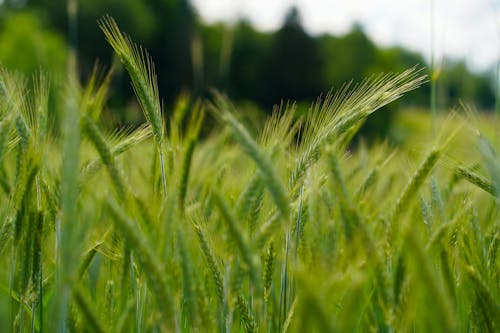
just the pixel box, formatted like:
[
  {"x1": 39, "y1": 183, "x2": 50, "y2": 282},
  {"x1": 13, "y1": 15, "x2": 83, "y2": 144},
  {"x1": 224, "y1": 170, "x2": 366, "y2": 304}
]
[
  {"x1": 237, "y1": 294, "x2": 256, "y2": 333},
  {"x1": 259, "y1": 101, "x2": 301, "y2": 149},
  {"x1": 99, "y1": 16, "x2": 167, "y2": 195},
  {"x1": 455, "y1": 166, "x2": 497, "y2": 197},
  {"x1": 106, "y1": 198, "x2": 173, "y2": 323},
  {"x1": 235, "y1": 174, "x2": 265, "y2": 233},
  {"x1": 426, "y1": 207, "x2": 466, "y2": 252},
  {"x1": 212, "y1": 190, "x2": 259, "y2": 288},
  {"x1": 80, "y1": 124, "x2": 152, "y2": 181},
  {"x1": 31, "y1": 210, "x2": 43, "y2": 287},
  {"x1": 391, "y1": 148, "x2": 440, "y2": 221},
  {"x1": 13, "y1": 162, "x2": 39, "y2": 246},
  {"x1": 263, "y1": 242, "x2": 275, "y2": 303},
  {"x1": 289, "y1": 68, "x2": 425, "y2": 188},
  {"x1": 83, "y1": 64, "x2": 114, "y2": 121},
  {"x1": 354, "y1": 166, "x2": 379, "y2": 200},
  {"x1": 99, "y1": 16, "x2": 163, "y2": 146},
  {"x1": 289, "y1": 68, "x2": 425, "y2": 189},
  {"x1": 212, "y1": 94, "x2": 290, "y2": 220},
  {"x1": 192, "y1": 222, "x2": 225, "y2": 307}
]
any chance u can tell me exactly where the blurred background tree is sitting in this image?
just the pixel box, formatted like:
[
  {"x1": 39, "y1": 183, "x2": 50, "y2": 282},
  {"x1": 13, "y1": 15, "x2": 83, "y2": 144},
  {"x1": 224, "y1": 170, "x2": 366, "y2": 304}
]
[{"x1": 0, "y1": 0, "x2": 495, "y2": 140}]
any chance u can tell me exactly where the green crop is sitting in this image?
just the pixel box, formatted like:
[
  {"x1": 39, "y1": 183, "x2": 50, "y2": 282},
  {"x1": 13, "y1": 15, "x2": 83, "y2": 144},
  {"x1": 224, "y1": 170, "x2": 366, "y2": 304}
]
[{"x1": 0, "y1": 17, "x2": 498, "y2": 333}]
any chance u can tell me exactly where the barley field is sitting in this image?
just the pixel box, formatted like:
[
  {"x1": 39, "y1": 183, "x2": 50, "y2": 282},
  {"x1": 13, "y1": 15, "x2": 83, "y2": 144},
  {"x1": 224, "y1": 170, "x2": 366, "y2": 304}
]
[{"x1": 0, "y1": 17, "x2": 499, "y2": 332}]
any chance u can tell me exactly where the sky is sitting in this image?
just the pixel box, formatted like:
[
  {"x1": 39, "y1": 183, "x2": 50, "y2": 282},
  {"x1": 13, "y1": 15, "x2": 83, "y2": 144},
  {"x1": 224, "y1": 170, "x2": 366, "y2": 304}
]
[{"x1": 191, "y1": 0, "x2": 500, "y2": 72}]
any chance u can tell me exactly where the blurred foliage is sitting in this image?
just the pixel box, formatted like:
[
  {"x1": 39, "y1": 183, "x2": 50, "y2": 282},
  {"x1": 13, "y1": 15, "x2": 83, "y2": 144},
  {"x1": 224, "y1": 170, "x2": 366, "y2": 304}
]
[
  {"x1": 0, "y1": 1, "x2": 496, "y2": 140},
  {"x1": 0, "y1": 11, "x2": 67, "y2": 77}
]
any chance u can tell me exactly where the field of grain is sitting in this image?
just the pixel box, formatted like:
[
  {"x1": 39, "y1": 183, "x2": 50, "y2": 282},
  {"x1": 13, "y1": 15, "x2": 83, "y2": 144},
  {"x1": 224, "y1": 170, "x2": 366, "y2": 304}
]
[{"x1": 0, "y1": 17, "x2": 498, "y2": 333}]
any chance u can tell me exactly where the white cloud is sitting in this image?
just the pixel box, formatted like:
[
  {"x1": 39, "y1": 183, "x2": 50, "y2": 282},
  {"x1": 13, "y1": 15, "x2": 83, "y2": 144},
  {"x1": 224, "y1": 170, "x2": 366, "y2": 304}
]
[{"x1": 191, "y1": 0, "x2": 500, "y2": 71}]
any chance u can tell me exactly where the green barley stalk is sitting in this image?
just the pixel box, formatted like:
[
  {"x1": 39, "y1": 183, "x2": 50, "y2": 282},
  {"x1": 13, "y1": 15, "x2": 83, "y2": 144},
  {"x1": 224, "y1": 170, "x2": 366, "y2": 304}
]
[
  {"x1": 212, "y1": 94, "x2": 290, "y2": 220},
  {"x1": 33, "y1": 72, "x2": 49, "y2": 148},
  {"x1": 390, "y1": 147, "x2": 440, "y2": 224},
  {"x1": 263, "y1": 242, "x2": 275, "y2": 304},
  {"x1": 191, "y1": 221, "x2": 226, "y2": 322},
  {"x1": 82, "y1": 114, "x2": 126, "y2": 200},
  {"x1": 80, "y1": 124, "x2": 152, "y2": 182},
  {"x1": 99, "y1": 16, "x2": 167, "y2": 196},
  {"x1": 106, "y1": 198, "x2": 173, "y2": 324},
  {"x1": 405, "y1": 230, "x2": 456, "y2": 332},
  {"x1": 212, "y1": 190, "x2": 259, "y2": 288},
  {"x1": 178, "y1": 138, "x2": 196, "y2": 213},
  {"x1": 104, "y1": 279, "x2": 115, "y2": 331},
  {"x1": 177, "y1": 226, "x2": 197, "y2": 327},
  {"x1": 54, "y1": 79, "x2": 81, "y2": 333},
  {"x1": 235, "y1": 174, "x2": 265, "y2": 235},
  {"x1": 465, "y1": 265, "x2": 500, "y2": 331}
]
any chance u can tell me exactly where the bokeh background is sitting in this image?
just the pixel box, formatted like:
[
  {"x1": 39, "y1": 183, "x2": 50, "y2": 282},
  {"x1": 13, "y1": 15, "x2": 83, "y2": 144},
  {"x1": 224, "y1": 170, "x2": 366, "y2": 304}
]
[{"x1": 0, "y1": 0, "x2": 497, "y2": 140}]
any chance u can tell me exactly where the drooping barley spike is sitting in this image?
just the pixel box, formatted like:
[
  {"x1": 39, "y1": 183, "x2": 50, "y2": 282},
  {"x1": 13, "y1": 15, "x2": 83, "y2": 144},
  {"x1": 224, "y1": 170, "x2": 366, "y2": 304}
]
[
  {"x1": 455, "y1": 166, "x2": 497, "y2": 197},
  {"x1": 290, "y1": 69, "x2": 425, "y2": 188}
]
